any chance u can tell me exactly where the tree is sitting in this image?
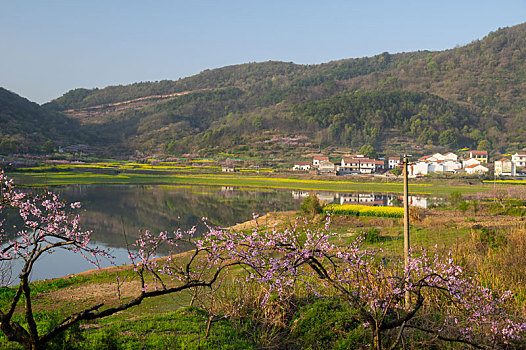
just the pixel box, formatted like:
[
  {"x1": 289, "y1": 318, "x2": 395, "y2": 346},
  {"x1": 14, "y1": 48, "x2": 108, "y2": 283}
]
[
  {"x1": 40, "y1": 140, "x2": 56, "y2": 154},
  {"x1": 439, "y1": 130, "x2": 458, "y2": 148},
  {"x1": 300, "y1": 194, "x2": 323, "y2": 217},
  {"x1": 206, "y1": 218, "x2": 526, "y2": 350},
  {"x1": 251, "y1": 115, "x2": 263, "y2": 130},
  {"x1": 0, "y1": 172, "x2": 232, "y2": 350},
  {"x1": 359, "y1": 144, "x2": 376, "y2": 158},
  {"x1": 391, "y1": 167, "x2": 402, "y2": 176},
  {"x1": 477, "y1": 139, "x2": 491, "y2": 151},
  {"x1": 0, "y1": 138, "x2": 18, "y2": 154}
]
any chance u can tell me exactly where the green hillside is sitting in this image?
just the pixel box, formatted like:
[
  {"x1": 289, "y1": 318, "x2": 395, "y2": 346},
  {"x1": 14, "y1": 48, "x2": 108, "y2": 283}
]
[
  {"x1": 0, "y1": 88, "x2": 83, "y2": 154},
  {"x1": 2, "y1": 23, "x2": 526, "y2": 158}
]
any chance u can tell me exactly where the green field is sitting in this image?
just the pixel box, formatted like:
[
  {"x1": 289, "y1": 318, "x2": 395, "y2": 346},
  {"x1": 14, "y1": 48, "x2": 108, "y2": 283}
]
[{"x1": 9, "y1": 170, "x2": 497, "y2": 196}]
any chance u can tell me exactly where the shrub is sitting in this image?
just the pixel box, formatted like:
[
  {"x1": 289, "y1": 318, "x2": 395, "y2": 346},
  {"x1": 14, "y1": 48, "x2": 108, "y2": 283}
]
[
  {"x1": 290, "y1": 298, "x2": 368, "y2": 350},
  {"x1": 458, "y1": 200, "x2": 471, "y2": 214},
  {"x1": 409, "y1": 206, "x2": 423, "y2": 222},
  {"x1": 474, "y1": 227, "x2": 505, "y2": 251},
  {"x1": 449, "y1": 191, "x2": 463, "y2": 207},
  {"x1": 364, "y1": 228, "x2": 380, "y2": 244},
  {"x1": 391, "y1": 167, "x2": 402, "y2": 176},
  {"x1": 301, "y1": 195, "x2": 323, "y2": 217}
]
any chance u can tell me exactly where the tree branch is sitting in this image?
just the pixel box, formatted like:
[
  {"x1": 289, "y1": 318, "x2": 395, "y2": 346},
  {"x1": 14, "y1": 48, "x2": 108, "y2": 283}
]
[{"x1": 404, "y1": 324, "x2": 486, "y2": 349}]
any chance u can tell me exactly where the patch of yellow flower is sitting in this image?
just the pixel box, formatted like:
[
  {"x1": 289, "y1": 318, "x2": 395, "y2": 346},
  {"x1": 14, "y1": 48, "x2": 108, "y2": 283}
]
[{"x1": 324, "y1": 204, "x2": 404, "y2": 218}]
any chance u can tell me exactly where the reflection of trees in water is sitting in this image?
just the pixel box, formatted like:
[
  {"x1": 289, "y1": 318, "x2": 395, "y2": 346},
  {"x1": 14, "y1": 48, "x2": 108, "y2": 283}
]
[{"x1": 55, "y1": 185, "x2": 299, "y2": 251}]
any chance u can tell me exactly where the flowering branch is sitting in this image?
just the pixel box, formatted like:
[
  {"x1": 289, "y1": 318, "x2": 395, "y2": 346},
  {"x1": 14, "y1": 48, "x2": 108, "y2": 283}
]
[
  {"x1": 0, "y1": 173, "x2": 236, "y2": 350},
  {"x1": 203, "y1": 216, "x2": 525, "y2": 349}
]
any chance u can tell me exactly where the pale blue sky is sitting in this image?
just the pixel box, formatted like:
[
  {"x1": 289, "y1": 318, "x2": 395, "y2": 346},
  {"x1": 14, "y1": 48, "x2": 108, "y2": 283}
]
[{"x1": 1, "y1": 0, "x2": 525, "y2": 104}]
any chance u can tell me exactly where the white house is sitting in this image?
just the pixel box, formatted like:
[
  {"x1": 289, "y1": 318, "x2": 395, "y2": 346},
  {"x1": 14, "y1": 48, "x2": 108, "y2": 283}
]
[
  {"x1": 408, "y1": 196, "x2": 430, "y2": 209},
  {"x1": 318, "y1": 160, "x2": 336, "y2": 173},
  {"x1": 443, "y1": 152, "x2": 458, "y2": 161},
  {"x1": 410, "y1": 161, "x2": 431, "y2": 176},
  {"x1": 494, "y1": 158, "x2": 516, "y2": 177},
  {"x1": 340, "y1": 157, "x2": 380, "y2": 174},
  {"x1": 441, "y1": 160, "x2": 462, "y2": 172},
  {"x1": 511, "y1": 152, "x2": 526, "y2": 168},
  {"x1": 313, "y1": 156, "x2": 329, "y2": 167},
  {"x1": 465, "y1": 164, "x2": 489, "y2": 174},
  {"x1": 359, "y1": 158, "x2": 376, "y2": 174},
  {"x1": 462, "y1": 158, "x2": 481, "y2": 168},
  {"x1": 388, "y1": 157, "x2": 401, "y2": 169},
  {"x1": 341, "y1": 158, "x2": 354, "y2": 167},
  {"x1": 419, "y1": 155, "x2": 439, "y2": 162},
  {"x1": 429, "y1": 161, "x2": 446, "y2": 173},
  {"x1": 431, "y1": 153, "x2": 446, "y2": 161},
  {"x1": 293, "y1": 161, "x2": 311, "y2": 171}
]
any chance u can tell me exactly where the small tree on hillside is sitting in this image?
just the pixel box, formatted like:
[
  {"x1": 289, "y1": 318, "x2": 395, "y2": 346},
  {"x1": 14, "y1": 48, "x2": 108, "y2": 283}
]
[{"x1": 359, "y1": 144, "x2": 376, "y2": 158}]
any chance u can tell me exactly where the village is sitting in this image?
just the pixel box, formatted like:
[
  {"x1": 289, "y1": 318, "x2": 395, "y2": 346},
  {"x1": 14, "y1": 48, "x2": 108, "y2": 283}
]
[{"x1": 293, "y1": 150, "x2": 526, "y2": 178}]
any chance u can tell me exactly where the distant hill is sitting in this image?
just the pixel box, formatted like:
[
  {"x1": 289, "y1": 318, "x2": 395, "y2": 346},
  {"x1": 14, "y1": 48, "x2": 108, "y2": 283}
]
[
  {"x1": 3, "y1": 23, "x2": 526, "y2": 158},
  {"x1": 43, "y1": 52, "x2": 427, "y2": 111},
  {"x1": 0, "y1": 88, "x2": 83, "y2": 154}
]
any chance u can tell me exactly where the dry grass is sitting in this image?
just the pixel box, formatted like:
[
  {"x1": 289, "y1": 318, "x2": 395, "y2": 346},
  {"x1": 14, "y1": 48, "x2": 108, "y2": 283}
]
[{"x1": 455, "y1": 219, "x2": 526, "y2": 316}]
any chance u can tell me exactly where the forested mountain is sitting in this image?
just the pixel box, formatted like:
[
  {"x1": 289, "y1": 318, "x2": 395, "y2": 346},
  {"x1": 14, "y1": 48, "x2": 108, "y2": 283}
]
[
  {"x1": 43, "y1": 51, "x2": 426, "y2": 111},
  {"x1": 2, "y1": 23, "x2": 526, "y2": 158}
]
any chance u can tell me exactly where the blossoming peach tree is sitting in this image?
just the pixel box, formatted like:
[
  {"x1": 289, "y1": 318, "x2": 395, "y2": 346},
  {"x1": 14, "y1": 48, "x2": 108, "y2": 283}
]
[
  {"x1": 0, "y1": 172, "x2": 236, "y2": 350},
  {"x1": 199, "y1": 217, "x2": 526, "y2": 350}
]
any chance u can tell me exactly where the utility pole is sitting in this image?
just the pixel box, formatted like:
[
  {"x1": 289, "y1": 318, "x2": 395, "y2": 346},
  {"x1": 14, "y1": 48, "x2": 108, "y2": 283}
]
[{"x1": 403, "y1": 154, "x2": 410, "y2": 306}]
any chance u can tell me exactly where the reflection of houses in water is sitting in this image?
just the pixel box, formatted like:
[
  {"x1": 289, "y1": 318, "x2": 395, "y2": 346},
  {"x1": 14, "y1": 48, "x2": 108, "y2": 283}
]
[
  {"x1": 290, "y1": 190, "x2": 437, "y2": 209},
  {"x1": 220, "y1": 186, "x2": 237, "y2": 198},
  {"x1": 316, "y1": 193, "x2": 336, "y2": 204},
  {"x1": 292, "y1": 191, "x2": 310, "y2": 200},
  {"x1": 339, "y1": 193, "x2": 385, "y2": 206},
  {"x1": 388, "y1": 195, "x2": 439, "y2": 209},
  {"x1": 408, "y1": 196, "x2": 429, "y2": 209}
]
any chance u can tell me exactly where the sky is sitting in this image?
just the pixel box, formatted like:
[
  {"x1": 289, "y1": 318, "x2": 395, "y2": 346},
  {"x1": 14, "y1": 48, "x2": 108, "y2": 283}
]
[{"x1": 1, "y1": 0, "x2": 525, "y2": 104}]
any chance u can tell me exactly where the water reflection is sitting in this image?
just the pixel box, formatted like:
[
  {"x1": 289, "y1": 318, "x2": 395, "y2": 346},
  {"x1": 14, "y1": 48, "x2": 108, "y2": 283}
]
[
  {"x1": 4, "y1": 184, "x2": 440, "y2": 281},
  {"x1": 294, "y1": 190, "x2": 440, "y2": 209},
  {"x1": 55, "y1": 184, "x2": 299, "y2": 249}
]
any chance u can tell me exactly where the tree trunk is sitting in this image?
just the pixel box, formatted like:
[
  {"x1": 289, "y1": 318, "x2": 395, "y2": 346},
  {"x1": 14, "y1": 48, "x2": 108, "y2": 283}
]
[{"x1": 373, "y1": 329, "x2": 382, "y2": 350}]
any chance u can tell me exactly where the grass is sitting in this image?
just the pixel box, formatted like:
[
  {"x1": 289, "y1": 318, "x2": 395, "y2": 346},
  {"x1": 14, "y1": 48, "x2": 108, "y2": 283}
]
[
  {"x1": 0, "y1": 307, "x2": 255, "y2": 350},
  {"x1": 79, "y1": 307, "x2": 255, "y2": 350},
  {"x1": 17, "y1": 161, "x2": 274, "y2": 174}
]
